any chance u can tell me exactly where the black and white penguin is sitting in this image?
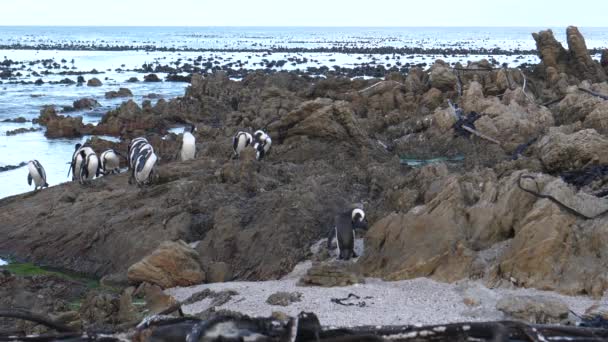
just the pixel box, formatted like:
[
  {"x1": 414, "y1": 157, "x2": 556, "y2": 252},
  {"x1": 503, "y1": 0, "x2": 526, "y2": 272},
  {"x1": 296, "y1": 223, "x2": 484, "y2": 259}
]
[
  {"x1": 327, "y1": 208, "x2": 368, "y2": 260},
  {"x1": 178, "y1": 124, "x2": 196, "y2": 161},
  {"x1": 232, "y1": 131, "x2": 253, "y2": 158},
  {"x1": 78, "y1": 150, "x2": 100, "y2": 184},
  {"x1": 132, "y1": 148, "x2": 158, "y2": 187},
  {"x1": 68, "y1": 143, "x2": 94, "y2": 181},
  {"x1": 252, "y1": 129, "x2": 268, "y2": 145},
  {"x1": 128, "y1": 137, "x2": 152, "y2": 169},
  {"x1": 100, "y1": 149, "x2": 121, "y2": 175},
  {"x1": 254, "y1": 135, "x2": 272, "y2": 161},
  {"x1": 27, "y1": 160, "x2": 49, "y2": 190}
]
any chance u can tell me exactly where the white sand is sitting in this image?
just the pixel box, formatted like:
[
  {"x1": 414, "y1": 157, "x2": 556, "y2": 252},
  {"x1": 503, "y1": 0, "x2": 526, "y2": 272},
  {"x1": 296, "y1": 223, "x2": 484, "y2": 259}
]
[{"x1": 167, "y1": 259, "x2": 602, "y2": 327}]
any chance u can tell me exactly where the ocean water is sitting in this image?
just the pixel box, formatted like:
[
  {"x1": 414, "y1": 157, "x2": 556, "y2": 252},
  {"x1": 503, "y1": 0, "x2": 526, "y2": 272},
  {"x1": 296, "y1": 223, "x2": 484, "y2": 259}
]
[{"x1": 1, "y1": 26, "x2": 608, "y2": 199}]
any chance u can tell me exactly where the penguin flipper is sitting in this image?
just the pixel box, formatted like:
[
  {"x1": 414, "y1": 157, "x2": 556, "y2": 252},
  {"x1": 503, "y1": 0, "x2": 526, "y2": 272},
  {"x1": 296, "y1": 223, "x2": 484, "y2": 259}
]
[{"x1": 27, "y1": 173, "x2": 32, "y2": 186}]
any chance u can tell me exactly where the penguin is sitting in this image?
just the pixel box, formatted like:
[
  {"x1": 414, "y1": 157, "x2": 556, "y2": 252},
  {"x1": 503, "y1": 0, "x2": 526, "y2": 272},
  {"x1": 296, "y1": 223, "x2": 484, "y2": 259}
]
[
  {"x1": 68, "y1": 144, "x2": 94, "y2": 181},
  {"x1": 78, "y1": 150, "x2": 100, "y2": 184},
  {"x1": 254, "y1": 135, "x2": 272, "y2": 161},
  {"x1": 327, "y1": 208, "x2": 368, "y2": 260},
  {"x1": 232, "y1": 131, "x2": 253, "y2": 158},
  {"x1": 27, "y1": 160, "x2": 49, "y2": 190},
  {"x1": 178, "y1": 124, "x2": 196, "y2": 161},
  {"x1": 253, "y1": 130, "x2": 268, "y2": 145},
  {"x1": 132, "y1": 148, "x2": 158, "y2": 187},
  {"x1": 100, "y1": 149, "x2": 121, "y2": 175},
  {"x1": 128, "y1": 138, "x2": 152, "y2": 169}
]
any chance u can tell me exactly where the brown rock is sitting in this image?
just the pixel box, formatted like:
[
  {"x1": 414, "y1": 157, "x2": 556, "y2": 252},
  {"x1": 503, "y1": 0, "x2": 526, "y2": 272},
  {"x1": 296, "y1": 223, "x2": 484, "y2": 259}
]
[
  {"x1": 298, "y1": 262, "x2": 364, "y2": 287},
  {"x1": 127, "y1": 240, "x2": 205, "y2": 288},
  {"x1": 87, "y1": 78, "x2": 103, "y2": 87},
  {"x1": 536, "y1": 128, "x2": 608, "y2": 172},
  {"x1": 73, "y1": 98, "x2": 101, "y2": 110},
  {"x1": 205, "y1": 261, "x2": 233, "y2": 283},
  {"x1": 105, "y1": 88, "x2": 133, "y2": 99},
  {"x1": 421, "y1": 87, "x2": 443, "y2": 110},
  {"x1": 143, "y1": 284, "x2": 179, "y2": 314},
  {"x1": 429, "y1": 64, "x2": 457, "y2": 92},
  {"x1": 266, "y1": 291, "x2": 302, "y2": 306},
  {"x1": 496, "y1": 295, "x2": 569, "y2": 324}
]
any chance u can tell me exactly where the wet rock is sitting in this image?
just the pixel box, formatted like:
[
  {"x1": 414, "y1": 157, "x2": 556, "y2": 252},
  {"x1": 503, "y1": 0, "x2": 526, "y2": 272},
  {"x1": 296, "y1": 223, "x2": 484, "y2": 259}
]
[
  {"x1": 6, "y1": 127, "x2": 41, "y2": 136},
  {"x1": 58, "y1": 78, "x2": 76, "y2": 85},
  {"x1": 105, "y1": 87, "x2": 133, "y2": 99},
  {"x1": 536, "y1": 128, "x2": 608, "y2": 172},
  {"x1": 127, "y1": 240, "x2": 205, "y2": 289},
  {"x1": 96, "y1": 99, "x2": 165, "y2": 136},
  {"x1": 496, "y1": 295, "x2": 569, "y2": 324},
  {"x1": 126, "y1": 77, "x2": 139, "y2": 83},
  {"x1": 266, "y1": 291, "x2": 302, "y2": 306},
  {"x1": 36, "y1": 106, "x2": 91, "y2": 138},
  {"x1": 298, "y1": 262, "x2": 364, "y2": 287},
  {"x1": 144, "y1": 73, "x2": 162, "y2": 82},
  {"x1": 34, "y1": 78, "x2": 44, "y2": 85},
  {"x1": 2, "y1": 116, "x2": 27, "y2": 123},
  {"x1": 73, "y1": 97, "x2": 101, "y2": 110},
  {"x1": 182, "y1": 288, "x2": 238, "y2": 307},
  {"x1": 0, "y1": 162, "x2": 27, "y2": 172},
  {"x1": 87, "y1": 77, "x2": 103, "y2": 86},
  {"x1": 166, "y1": 74, "x2": 192, "y2": 82}
]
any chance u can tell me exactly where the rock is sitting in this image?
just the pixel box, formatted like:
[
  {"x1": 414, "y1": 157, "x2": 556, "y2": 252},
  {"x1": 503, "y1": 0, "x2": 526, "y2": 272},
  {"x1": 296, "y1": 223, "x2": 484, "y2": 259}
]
[
  {"x1": 298, "y1": 262, "x2": 364, "y2": 287},
  {"x1": 6, "y1": 127, "x2": 41, "y2": 136},
  {"x1": 36, "y1": 106, "x2": 91, "y2": 138},
  {"x1": 429, "y1": 64, "x2": 457, "y2": 92},
  {"x1": 496, "y1": 295, "x2": 569, "y2": 324},
  {"x1": 143, "y1": 283, "x2": 179, "y2": 314},
  {"x1": 532, "y1": 27, "x2": 606, "y2": 83},
  {"x1": 105, "y1": 87, "x2": 133, "y2": 99},
  {"x1": 420, "y1": 87, "x2": 443, "y2": 110},
  {"x1": 117, "y1": 288, "x2": 139, "y2": 323},
  {"x1": 127, "y1": 240, "x2": 205, "y2": 289},
  {"x1": 205, "y1": 261, "x2": 232, "y2": 283},
  {"x1": 181, "y1": 288, "x2": 238, "y2": 307},
  {"x1": 266, "y1": 291, "x2": 302, "y2": 306},
  {"x1": 126, "y1": 77, "x2": 139, "y2": 83},
  {"x1": 144, "y1": 73, "x2": 161, "y2": 82},
  {"x1": 2, "y1": 116, "x2": 27, "y2": 123},
  {"x1": 77, "y1": 76, "x2": 85, "y2": 83},
  {"x1": 602, "y1": 49, "x2": 608, "y2": 72},
  {"x1": 536, "y1": 128, "x2": 608, "y2": 172},
  {"x1": 73, "y1": 97, "x2": 101, "y2": 110},
  {"x1": 79, "y1": 291, "x2": 120, "y2": 326},
  {"x1": 87, "y1": 78, "x2": 103, "y2": 87},
  {"x1": 99, "y1": 272, "x2": 129, "y2": 288}
]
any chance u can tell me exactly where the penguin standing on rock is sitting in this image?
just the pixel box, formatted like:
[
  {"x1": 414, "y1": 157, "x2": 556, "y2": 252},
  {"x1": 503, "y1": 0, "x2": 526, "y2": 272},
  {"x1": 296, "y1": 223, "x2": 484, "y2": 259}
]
[
  {"x1": 78, "y1": 150, "x2": 100, "y2": 184},
  {"x1": 128, "y1": 137, "x2": 151, "y2": 170},
  {"x1": 327, "y1": 208, "x2": 368, "y2": 260},
  {"x1": 27, "y1": 160, "x2": 49, "y2": 190},
  {"x1": 132, "y1": 148, "x2": 158, "y2": 187},
  {"x1": 232, "y1": 131, "x2": 253, "y2": 158},
  {"x1": 100, "y1": 149, "x2": 121, "y2": 175},
  {"x1": 254, "y1": 135, "x2": 272, "y2": 161},
  {"x1": 68, "y1": 144, "x2": 94, "y2": 181},
  {"x1": 178, "y1": 124, "x2": 196, "y2": 161}
]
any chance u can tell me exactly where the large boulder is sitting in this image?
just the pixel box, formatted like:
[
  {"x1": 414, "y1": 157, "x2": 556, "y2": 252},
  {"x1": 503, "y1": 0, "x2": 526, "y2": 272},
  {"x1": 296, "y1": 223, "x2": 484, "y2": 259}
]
[
  {"x1": 536, "y1": 128, "x2": 608, "y2": 172},
  {"x1": 127, "y1": 240, "x2": 205, "y2": 289},
  {"x1": 73, "y1": 98, "x2": 101, "y2": 110},
  {"x1": 429, "y1": 63, "x2": 457, "y2": 92},
  {"x1": 496, "y1": 295, "x2": 569, "y2": 324}
]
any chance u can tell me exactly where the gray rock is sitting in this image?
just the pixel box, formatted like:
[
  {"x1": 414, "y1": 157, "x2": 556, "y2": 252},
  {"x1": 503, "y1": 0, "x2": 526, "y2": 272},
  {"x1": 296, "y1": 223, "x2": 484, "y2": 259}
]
[
  {"x1": 266, "y1": 291, "x2": 302, "y2": 306},
  {"x1": 496, "y1": 295, "x2": 569, "y2": 324}
]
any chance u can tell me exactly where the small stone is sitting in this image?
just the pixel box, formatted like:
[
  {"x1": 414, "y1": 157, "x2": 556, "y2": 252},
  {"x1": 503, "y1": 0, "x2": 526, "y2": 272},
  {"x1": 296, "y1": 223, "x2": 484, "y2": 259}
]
[
  {"x1": 266, "y1": 291, "x2": 302, "y2": 306},
  {"x1": 496, "y1": 295, "x2": 569, "y2": 324}
]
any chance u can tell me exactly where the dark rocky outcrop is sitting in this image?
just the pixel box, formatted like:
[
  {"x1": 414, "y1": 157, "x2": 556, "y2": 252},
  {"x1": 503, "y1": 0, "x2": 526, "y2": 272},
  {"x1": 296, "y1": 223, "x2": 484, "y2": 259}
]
[
  {"x1": 73, "y1": 98, "x2": 101, "y2": 110},
  {"x1": 105, "y1": 88, "x2": 133, "y2": 99}
]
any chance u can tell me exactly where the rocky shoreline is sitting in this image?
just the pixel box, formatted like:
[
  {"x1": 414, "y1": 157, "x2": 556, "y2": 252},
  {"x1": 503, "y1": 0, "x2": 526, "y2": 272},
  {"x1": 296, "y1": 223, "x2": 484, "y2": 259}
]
[{"x1": 2, "y1": 26, "x2": 608, "y2": 336}]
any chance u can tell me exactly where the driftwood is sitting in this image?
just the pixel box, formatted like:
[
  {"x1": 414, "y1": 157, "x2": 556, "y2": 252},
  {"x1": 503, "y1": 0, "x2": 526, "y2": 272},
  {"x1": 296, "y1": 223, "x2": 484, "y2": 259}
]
[
  {"x1": 519, "y1": 69, "x2": 535, "y2": 103},
  {"x1": 0, "y1": 310, "x2": 76, "y2": 333},
  {"x1": 358, "y1": 80, "x2": 405, "y2": 95},
  {"x1": 578, "y1": 87, "x2": 608, "y2": 100},
  {"x1": 3, "y1": 311, "x2": 608, "y2": 341}
]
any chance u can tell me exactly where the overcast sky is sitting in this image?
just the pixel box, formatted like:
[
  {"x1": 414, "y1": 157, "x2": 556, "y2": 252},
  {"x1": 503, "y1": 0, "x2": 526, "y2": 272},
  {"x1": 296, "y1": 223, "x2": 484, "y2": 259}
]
[{"x1": 1, "y1": 0, "x2": 606, "y2": 27}]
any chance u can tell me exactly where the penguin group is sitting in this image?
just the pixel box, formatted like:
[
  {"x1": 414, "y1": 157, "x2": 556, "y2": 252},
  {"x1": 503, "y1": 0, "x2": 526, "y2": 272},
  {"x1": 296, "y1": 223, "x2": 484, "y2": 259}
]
[{"x1": 232, "y1": 129, "x2": 272, "y2": 160}]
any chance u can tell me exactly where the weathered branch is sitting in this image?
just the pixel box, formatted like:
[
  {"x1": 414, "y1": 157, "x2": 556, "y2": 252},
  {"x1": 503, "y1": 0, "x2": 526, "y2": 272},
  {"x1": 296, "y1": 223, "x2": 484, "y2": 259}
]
[
  {"x1": 578, "y1": 87, "x2": 608, "y2": 100},
  {"x1": 0, "y1": 310, "x2": 76, "y2": 333},
  {"x1": 541, "y1": 96, "x2": 565, "y2": 107},
  {"x1": 519, "y1": 69, "x2": 535, "y2": 103},
  {"x1": 461, "y1": 125, "x2": 501, "y2": 145},
  {"x1": 358, "y1": 80, "x2": 404, "y2": 95}
]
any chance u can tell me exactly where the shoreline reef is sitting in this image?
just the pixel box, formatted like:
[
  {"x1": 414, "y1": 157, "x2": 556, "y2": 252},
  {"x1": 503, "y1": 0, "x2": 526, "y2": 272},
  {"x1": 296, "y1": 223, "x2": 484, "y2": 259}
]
[{"x1": 1, "y1": 26, "x2": 608, "y2": 336}]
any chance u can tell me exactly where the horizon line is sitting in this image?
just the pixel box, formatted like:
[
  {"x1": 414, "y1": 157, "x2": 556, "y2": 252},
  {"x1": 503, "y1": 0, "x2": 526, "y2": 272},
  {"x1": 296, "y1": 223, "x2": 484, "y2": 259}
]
[{"x1": 0, "y1": 24, "x2": 606, "y2": 28}]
